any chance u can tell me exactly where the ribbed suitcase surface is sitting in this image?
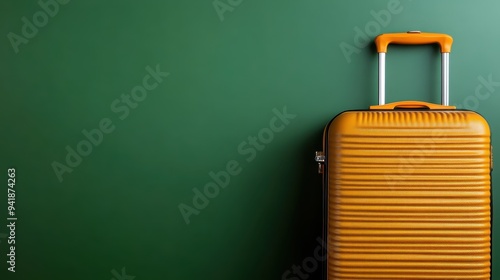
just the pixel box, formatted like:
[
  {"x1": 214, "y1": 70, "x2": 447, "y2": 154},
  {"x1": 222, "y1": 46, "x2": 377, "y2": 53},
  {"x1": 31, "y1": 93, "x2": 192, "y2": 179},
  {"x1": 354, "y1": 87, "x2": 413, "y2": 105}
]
[{"x1": 325, "y1": 110, "x2": 491, "y2": 279}]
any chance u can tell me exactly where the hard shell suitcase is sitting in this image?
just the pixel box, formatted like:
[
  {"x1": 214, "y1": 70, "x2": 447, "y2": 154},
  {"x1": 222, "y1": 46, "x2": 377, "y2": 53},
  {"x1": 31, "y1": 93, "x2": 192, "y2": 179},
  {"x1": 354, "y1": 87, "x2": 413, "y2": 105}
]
[{"x1": 316, "y1": 32, "x2": 492, "y2": 279}]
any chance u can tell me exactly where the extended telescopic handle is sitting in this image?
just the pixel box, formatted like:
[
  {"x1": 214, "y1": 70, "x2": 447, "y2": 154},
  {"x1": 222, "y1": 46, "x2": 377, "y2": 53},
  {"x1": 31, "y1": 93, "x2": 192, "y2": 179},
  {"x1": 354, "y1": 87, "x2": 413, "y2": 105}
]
[{"x1": 375, "y1": 31, "x2": 454, "y2": 106}]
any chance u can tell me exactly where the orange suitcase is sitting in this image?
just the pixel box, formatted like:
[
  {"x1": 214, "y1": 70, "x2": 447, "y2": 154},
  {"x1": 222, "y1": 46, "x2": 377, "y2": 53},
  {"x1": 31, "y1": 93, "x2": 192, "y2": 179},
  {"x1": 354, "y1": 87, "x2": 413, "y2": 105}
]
[{"x1": 316, "y1": 32, "x2": 492, "y2": 279}]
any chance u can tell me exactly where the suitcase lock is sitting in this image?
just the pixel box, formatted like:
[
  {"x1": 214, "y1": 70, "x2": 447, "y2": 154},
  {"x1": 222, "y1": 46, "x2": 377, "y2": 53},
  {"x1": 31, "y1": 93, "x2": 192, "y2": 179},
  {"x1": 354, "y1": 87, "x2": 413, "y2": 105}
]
[{"x1": 315, "y1": 151, "x2": 325, "y2": 174}]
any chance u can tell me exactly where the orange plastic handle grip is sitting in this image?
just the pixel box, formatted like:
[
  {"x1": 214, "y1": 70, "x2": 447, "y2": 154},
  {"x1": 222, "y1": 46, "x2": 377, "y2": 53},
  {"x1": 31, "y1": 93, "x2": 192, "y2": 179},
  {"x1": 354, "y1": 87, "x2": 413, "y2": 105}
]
[
  {"x1": 375, "y1": 32, "x2": 453, "y2": 53},
  {"x1": 370, "y1": 101, "x2": 456, "y2": 110}
]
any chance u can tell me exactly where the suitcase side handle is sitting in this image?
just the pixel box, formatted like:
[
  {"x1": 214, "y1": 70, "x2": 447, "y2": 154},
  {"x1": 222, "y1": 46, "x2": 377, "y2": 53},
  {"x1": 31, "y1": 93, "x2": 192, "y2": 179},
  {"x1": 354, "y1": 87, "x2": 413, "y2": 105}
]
[
  {"x1": 375, "y1": 31, "x2": 453, "y2": 107},
  {"x1": 370, "y1": 100, "x2": 456, "y2": 110}
]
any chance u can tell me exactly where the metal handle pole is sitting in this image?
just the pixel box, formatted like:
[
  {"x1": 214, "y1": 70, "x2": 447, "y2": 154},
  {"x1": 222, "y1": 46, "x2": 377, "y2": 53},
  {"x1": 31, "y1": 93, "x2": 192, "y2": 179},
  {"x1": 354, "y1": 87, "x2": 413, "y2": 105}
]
[
  {"x1": 377, "y1": 51, "x2": 450, "y2": 106},
  {"x1": 442, "y1": 53, "x2": 450, "y2": 106},
  {"x1": 378, "y1": 53, "x2": 386, "y2": 105}
]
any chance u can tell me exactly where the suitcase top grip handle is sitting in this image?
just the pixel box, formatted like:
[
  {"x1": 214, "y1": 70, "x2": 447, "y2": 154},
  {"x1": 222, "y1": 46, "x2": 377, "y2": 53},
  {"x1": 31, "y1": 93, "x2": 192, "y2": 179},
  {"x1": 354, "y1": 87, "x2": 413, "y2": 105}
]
[
  {"x1": 370, "y1": 101, "x2": 456, "y2": 110},
  {"x1": 375, "y1": 31, "x2": 453, "y2": 53}
]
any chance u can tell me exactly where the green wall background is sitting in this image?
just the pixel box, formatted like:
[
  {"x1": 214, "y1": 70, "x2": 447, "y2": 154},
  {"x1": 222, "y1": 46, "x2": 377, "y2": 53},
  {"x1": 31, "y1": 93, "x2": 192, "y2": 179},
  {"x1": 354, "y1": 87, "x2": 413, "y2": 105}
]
[{"x1": 1, "y1": 0, "x2": 499, "y2": 279}]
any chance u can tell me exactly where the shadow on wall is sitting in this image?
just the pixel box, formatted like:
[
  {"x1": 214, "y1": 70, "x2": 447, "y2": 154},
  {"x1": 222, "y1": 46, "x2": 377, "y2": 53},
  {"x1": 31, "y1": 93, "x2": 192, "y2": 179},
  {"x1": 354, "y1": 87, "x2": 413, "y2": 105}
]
[{"x1": 279, "y1": 127, "x2": 325, "y2": 280}]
